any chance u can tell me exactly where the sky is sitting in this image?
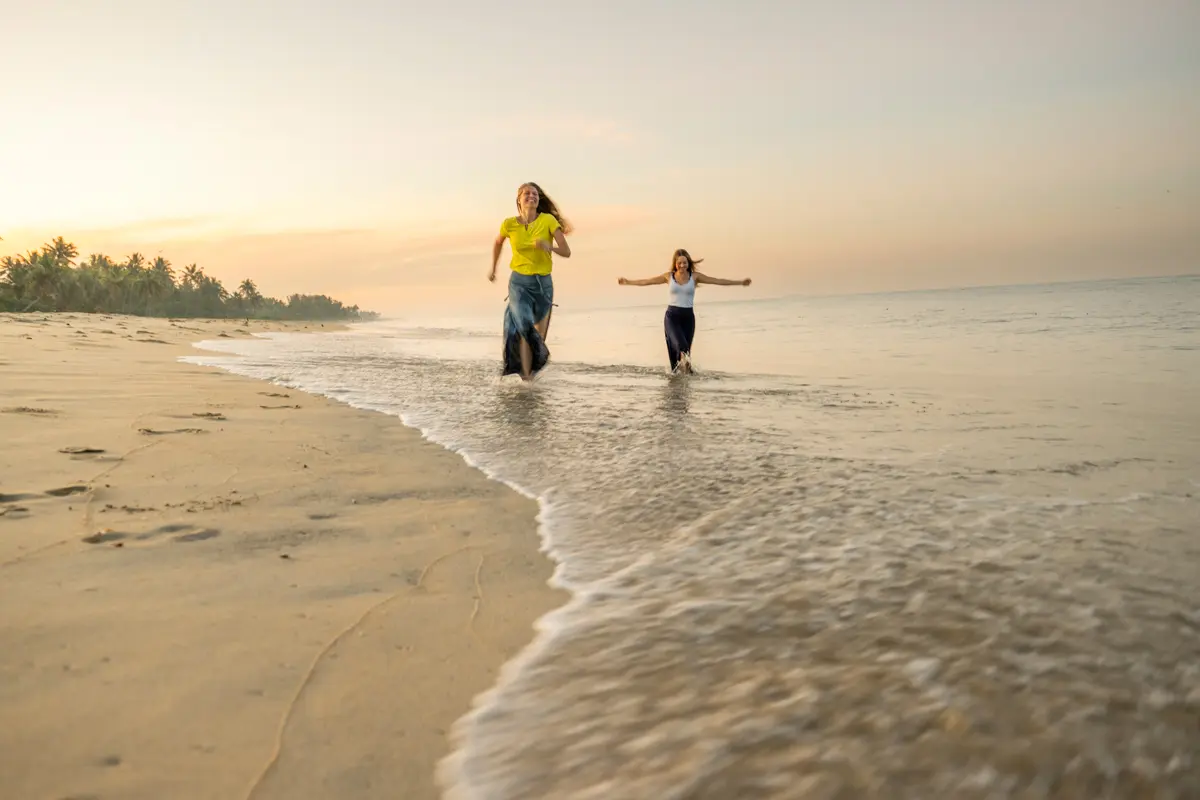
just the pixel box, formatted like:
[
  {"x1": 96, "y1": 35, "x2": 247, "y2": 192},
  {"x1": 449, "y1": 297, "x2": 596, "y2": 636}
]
[{"x1": 2, "y1": 0, "x2": 1199, "y2": 315}]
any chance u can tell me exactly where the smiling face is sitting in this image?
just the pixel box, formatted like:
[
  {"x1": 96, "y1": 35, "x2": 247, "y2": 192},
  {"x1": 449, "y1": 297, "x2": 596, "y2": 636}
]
[
  {"x1": 674, "y1": 254, "x2": 690, "y2": 273},
  {"x1": 517, "y1": 183, "x2": 540, "y2": 213}
]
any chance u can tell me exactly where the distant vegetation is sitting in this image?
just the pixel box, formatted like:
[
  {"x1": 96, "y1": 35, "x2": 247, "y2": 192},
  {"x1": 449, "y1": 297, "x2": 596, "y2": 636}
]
[{"x1": 0, "y1": 236, "x2": 378, "y2": 321}]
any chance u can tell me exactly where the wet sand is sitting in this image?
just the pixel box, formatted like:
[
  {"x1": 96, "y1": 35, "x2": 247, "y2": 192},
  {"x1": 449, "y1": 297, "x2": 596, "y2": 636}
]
[{"x1": 0, "y1": 312, "x2": 564, "y2": 799}]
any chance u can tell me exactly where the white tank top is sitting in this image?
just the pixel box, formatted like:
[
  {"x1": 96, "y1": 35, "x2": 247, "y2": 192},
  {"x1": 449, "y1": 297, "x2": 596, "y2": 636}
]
[{"x1": 668, "y1": 272, "x2": 695, "y2": 308}]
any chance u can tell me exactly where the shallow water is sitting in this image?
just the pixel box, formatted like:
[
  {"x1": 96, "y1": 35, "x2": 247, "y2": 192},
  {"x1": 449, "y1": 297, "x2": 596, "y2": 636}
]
[{"x1": 186, "y1": 275, "x2": 1200, "y2": 798}]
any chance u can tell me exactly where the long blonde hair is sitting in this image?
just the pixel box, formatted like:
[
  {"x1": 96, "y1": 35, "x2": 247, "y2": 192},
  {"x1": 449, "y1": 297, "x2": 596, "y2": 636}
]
[{"x1": 517, "y1": 182, "x2": 574, "y2": 235}]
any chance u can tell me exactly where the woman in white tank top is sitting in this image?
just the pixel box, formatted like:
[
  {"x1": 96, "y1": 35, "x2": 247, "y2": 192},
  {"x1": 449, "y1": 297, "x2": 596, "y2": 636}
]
[{"x1": 617, "y1": 249, "x2": 751, "y2": 374}]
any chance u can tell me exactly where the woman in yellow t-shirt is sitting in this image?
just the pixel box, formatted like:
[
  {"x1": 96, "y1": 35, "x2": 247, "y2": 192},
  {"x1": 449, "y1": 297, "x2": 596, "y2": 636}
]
[{"x1": 488, "y1": 182, "x2": 573, "y2": 380}]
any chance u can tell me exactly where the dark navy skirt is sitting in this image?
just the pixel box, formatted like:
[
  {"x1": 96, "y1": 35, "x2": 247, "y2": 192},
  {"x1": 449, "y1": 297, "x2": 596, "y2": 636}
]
[{"x1": 664, "y1": 305, "x2": 696, "y2": 371}]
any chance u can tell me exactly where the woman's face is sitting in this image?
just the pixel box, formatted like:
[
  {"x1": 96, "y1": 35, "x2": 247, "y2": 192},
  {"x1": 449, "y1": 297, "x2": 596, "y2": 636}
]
[
  {"x1": 518, "y1": 184, "x2": 540, "y2": 209},
  {"x1": 674, "y1": 254, "x2": 689, "y2": 272}
]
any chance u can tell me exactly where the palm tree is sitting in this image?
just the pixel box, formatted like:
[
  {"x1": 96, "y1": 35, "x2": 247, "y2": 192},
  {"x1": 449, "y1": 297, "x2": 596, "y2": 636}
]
[
  {"x1": 46, "y1": 237, "x2": 78, "y2": 266},
  {"x1": 26, "y1": 252, "x2": 67, "y2": 311},
  {"x1": 3, "y1": 237, "x2": 377, "y2": 320},
  {"x1": 127, "y1": 268, "x2": 162, "y2": 312},
  {"x1": 0, "y1": 255, "x2": 32, "y2": 308},
  {"x1": 181, "y1": 264, "x2": 203, "y2": 290},
  {"x1": 235, "y1": 278, "x2": 262, "y2": 320},
  {"x1": 236, "y1": 278, "x2": 261, "y2": 302},
  {"x1": 151, "y1": 255, "x2": 174, "y2": 281},
  {"x1": 67, "y1": 265, "x2": 103, "y2": 311},
  {"x1": 98, "y1": 266, "x2": 126, "y2": 310},
  {"x1": 144, "y1": 266, "x2": 175, "y2": 308},
  {"x1": 83, "y1": 253, "x2": 115, "y2": 270}
]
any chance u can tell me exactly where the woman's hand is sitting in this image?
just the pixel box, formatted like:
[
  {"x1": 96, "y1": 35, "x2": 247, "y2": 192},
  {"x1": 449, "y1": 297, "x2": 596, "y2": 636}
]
[
  {"x1": 742, "y1": 278, "x2": 752, "y2": 286},
  {"x1": 535, "y1": 239, "x2": 552, "y2": 253},
  {"x1": 618, "y1": 277, "x2": 628, "y2": 285},
  {"x1": 488, "y1": 266, "x2": 497, "y2": 282}
]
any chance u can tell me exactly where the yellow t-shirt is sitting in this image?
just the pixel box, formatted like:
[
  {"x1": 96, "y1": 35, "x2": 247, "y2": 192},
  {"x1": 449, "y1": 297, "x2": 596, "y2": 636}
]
[{"x1": 500, "y1": 213, "x2": 562, "y2": 276}]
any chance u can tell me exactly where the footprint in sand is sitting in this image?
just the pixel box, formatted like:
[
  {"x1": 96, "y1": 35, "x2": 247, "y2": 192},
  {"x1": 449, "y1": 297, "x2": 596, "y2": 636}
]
[
  {"x1": 174, "y1": 528, "x2": 221, "y2": 542},
  {"x1": 138, "y1": 427, "x2": 207, "y2": 436},
  {"x1": 45, "y1": 485, "x2": 89, "y2": 497},
  {"x1": 58, "y1": 446, "x2": 106, "y2": 456},
  {"x1": 0, "y1": 505, "x2": 30, "y2": 518},
  {"x1": 191, "y1": 412, "x2": 226, "y2": 420},
  {"x1": 99, "y1": 502, "x2": 157, "y2": 514},
  {"x1": 0, "y1": 492, "x2": 38, "y2": 503},
  {"x1": 82, "y1": 530, "x2": 126, "y2": 544},
  {"x1": 84, "y1": 523, "x2": 222, "y2": 546},
  {"x1": 2, "y1": 406, "x2": 59, "y2": 416},
  {"x1": 259, "y1": 392, "x2": 291, "y2": 398},
  {"x1": 136, "y1": 522, "x2": 201, "y2": 540},
  {"x1": 260, "y1": 405, "x2": 302, "y2": 410}
]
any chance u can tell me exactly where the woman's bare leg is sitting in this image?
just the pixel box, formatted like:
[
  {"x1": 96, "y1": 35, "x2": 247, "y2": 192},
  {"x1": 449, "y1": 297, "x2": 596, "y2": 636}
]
[
  {"x1": 516, "y1": 309, "x2": 552, "y2": 381},
  {"x1": 535, "y1": 308, "x2": 553, "y2": 341},
  {"x1": 519, "y1": 338, "x2": 533, "y2": 379}
]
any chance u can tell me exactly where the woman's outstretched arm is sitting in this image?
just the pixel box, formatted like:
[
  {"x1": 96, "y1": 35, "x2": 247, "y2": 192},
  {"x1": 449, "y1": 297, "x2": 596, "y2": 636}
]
[
  {"x1": 618, "y1": 272, "x2": 669, "y2": 286},
  {"x1": 694, "y1": 271, "x2": 751, "y2": 286}
]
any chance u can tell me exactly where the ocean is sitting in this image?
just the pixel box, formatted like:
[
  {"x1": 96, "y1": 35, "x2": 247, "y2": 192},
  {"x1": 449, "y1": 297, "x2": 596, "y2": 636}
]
[{"x1": 184, "y1": 274, "x2": 1200, "y2": 798}]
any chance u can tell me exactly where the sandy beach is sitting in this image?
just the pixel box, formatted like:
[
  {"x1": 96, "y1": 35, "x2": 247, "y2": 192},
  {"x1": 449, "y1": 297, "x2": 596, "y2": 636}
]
[{"x1": 0, "y1": 313, "x2": 564, "y2": 799}]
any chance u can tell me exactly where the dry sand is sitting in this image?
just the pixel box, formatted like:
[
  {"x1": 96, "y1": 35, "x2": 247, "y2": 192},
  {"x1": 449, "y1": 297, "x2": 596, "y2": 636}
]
[{"x1": 0, "y1": 312, "x2": 565, "y2": 799}]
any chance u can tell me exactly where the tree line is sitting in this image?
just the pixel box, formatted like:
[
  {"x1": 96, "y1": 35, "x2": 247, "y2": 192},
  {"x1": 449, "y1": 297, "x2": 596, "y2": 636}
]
[{"x1": 0, "y1": 236, "x2": 378, "y2": 321}]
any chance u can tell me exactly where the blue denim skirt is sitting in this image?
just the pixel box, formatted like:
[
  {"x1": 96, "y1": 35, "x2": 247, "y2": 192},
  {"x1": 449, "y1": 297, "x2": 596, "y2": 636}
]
[{"x1": 501, "y1": 272, "x2": 554, "y2": 376}]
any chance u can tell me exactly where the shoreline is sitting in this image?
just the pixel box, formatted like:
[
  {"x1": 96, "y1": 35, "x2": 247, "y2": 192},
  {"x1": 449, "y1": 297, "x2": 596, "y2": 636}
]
[{"x1": 0, "y1": 312, "x2": 565, "y2": 799}]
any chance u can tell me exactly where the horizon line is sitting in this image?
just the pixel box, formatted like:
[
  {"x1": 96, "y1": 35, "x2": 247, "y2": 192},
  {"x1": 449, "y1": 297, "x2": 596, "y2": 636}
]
[{"x1": 362, "y1": 271, "x2": 1199, "y2": 321}]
